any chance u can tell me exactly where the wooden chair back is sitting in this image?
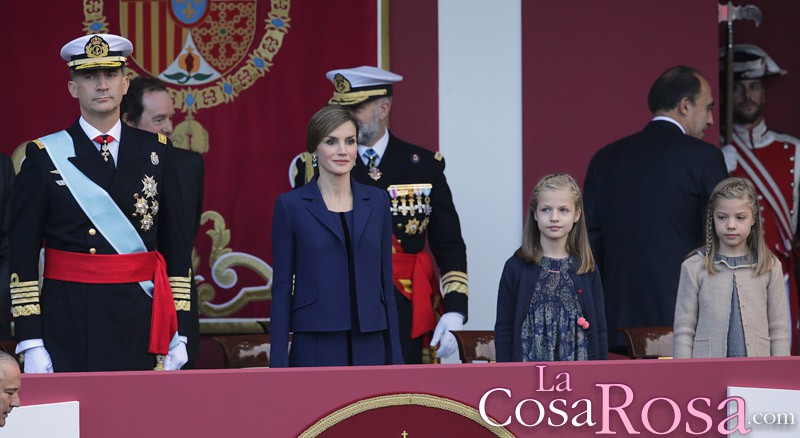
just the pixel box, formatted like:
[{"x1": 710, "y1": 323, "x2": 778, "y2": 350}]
[
  {"x1": 451, "y1": 330, "x2": 496, "y2": 363},
  {"x1": 618, "y1": 327, "x2": 673, "y2": 359},
  {"x1": 213, "y1": 334, "x2": 272, "y2": 368}
]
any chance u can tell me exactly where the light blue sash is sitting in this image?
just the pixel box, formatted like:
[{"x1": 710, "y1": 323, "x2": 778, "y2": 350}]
[{"x1": 39, "y1": 131, "x2": 155, "y2": 297}]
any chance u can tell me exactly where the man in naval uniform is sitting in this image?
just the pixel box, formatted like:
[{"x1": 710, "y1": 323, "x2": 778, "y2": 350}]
[
  {"x1": 291, "y1": 66, "x2": 468, "y2": 364},
  {"x1": 721, "y1": 45, "x2": 800, "y2": 351},
  {"x1": 9, "y1": 34, "x2": 192, "y2": 372},
  {"x1": 121, "y1": 76, "x2": 204, "y2": 368}
]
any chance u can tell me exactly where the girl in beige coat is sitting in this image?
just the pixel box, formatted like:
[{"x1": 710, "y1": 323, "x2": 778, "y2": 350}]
[{"x1": 674, "y1": 178, "x2": 790, "y2": 358}]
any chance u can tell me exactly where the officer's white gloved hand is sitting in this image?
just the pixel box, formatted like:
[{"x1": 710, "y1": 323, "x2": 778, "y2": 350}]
[
  {"x1": 430, "y1": 312, "x2": 464, "y2": 359},
  {"x1": 164, "y1": 338, "x2": 188, "y2": 371},
  {"x1": 23, "y1": 345, "x2": 54, "y2": 374}
]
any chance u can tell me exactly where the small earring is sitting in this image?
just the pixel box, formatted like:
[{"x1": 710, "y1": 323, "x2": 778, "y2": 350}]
[{"x1": 312, "y1": 155, "x2": 318, "y2": 168}]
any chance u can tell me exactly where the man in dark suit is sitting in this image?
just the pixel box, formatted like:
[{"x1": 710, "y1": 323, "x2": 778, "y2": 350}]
[
  {"x1": 291, "y1": 66, "x2": 468, "y2": 364},
  {"x1": 122, "y1": 76, "x2": 204, "y2": 368},
  {"x1": 9, "y1": 34, "x2": 191, "y2": 372},
  {"x1": 583, "y1": 66, "x2": 728, "y2": 351}
]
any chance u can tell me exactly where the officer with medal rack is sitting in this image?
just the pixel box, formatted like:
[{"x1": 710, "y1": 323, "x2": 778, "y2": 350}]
[
  {"x1": 9, "y1": 34, "x2": 192, "y2": 372},
  {"x1": 292, "y1": 66, "x2": 468, "y2": 363}
]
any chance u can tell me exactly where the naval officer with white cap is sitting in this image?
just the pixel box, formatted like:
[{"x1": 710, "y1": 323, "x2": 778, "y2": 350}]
[
  {"x1": 292, "y1": 66, "x2": 469, "y2": 364},
  {"x1": 9, "y1": 34, "x2": 192, "y2": 372}
]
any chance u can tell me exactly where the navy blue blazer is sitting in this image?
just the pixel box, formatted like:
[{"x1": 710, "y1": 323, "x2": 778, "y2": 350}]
[
  {"x1": 270, "y1": 177, "x2": 403, "y2": 367},
  {"x1": 495, "y1": 255, "x2": 608, "y2": 362}
]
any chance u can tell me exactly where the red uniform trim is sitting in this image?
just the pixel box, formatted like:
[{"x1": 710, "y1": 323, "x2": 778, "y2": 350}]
[
  {"x1": 391, "y1": 236, "x2": 438, "y2": 339},
  {"x1": 43, "y1": 248, "x2": 178, "y2": 356}
]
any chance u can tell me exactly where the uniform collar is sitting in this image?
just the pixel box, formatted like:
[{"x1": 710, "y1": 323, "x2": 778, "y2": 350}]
[
  {"x1": 358, "y1": 128, "x2": 389, "y2": 165},
  {"x1": 733, "y1": 119, "x2": 772, "y2": 149}
]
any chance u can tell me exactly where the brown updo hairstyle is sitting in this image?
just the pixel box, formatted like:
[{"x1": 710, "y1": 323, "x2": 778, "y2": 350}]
[{"x1": 306, "y1": 105, "x2": 360, "y2": 153}]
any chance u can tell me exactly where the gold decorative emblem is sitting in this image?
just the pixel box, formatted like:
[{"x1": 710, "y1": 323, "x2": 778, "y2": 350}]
[
  {"x1": 334, "y1": 73, "x2": 351, "y2": 93},
  {"x1": 141, "y1": 175, "x2": 158, "y2": 199},
  {"x1": 140, "y1": 213, "x2": 154, "y2": 232},
  {"x1": 133, "y1": 175, "x2": 160, "y2": 231},
  {"x1": 368, "y1": 166, "x2": 382, "y2": 181},
  {"x1": 405, "y1": 218, "x2": 421, "y2": 235},
  {"x1": 151, "y1": 151, "x2": 160, "y2": 165},
  {"x1": 85, "y1": 35, "x2": 110, "y2": 58},
  {"x1": 134, "y1": 196, "x2": 149, "y2": 215}
]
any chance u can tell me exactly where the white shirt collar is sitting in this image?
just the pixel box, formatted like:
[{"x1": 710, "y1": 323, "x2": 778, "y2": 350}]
[
  {"x1": 79, "y1": 117, "x2": 122, "y2": 166},
  {"x1": 652, "y1": 116, "x2": 686, "y2": 135},
  {"x1": 358, "y1": 128, "x2": 389, "y2": 165}
]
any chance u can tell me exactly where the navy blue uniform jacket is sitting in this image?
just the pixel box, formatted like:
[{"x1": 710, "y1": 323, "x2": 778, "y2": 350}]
[
  {"x1": 495, "y1": 255, "x2": 608, "y2": 361},
  {"x1": 270, "y1": 177, "x2": 403, "y2": 367}
]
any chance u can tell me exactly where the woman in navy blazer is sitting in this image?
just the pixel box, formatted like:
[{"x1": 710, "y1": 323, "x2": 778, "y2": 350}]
[{"x1": 270, "y1": 106, "x2": 403, "y2": 367}]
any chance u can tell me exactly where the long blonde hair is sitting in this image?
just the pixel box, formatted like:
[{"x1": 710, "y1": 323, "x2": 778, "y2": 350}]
[
  {"x1": 516, "y1": 173, "x2": 595, "y2": 274},
  {"x1": 703, "y1": 177, "x2": 775, "y2": 275}
]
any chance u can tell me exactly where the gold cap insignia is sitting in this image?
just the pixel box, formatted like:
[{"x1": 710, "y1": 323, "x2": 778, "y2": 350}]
[
  {"x1": 334, "y1": 73, "x2": 351, "y2": 93},
  {"x1": 85, "y1": 35, "x2": 110, "y2": 59}
]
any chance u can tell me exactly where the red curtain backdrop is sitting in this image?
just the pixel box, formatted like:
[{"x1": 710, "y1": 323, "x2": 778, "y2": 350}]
[
  {"x1": 522, "y1": 1, "x2": 721, "y2": 196},
  {"x1": 0, "y1": 0, "x2": 377, "y2": 319}
]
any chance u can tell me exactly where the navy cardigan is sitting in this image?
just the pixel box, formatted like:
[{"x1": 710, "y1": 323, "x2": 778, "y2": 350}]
[{"x1": 495, "y1": 255, "x2": 608, "y2": 361}]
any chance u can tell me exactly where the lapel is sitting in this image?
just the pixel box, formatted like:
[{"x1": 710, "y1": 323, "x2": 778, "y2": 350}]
[
  {"x1": 109, "y1": 124, "x2": 147, "y2": 205},
  {"x1": 372, "y1": 133, "x2": 408, "y2": 188},
  {"x1": 351, "y1": 178, "x2": 374, "y2": 247},
  {"x1": 66, "y1": 120, "x2": 114, "y2": 189},
  {"x1": 303, "y1": 177, "x2": 344, "y2": 244}
]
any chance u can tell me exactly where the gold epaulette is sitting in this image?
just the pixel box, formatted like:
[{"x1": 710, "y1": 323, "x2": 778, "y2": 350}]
[
  {"x1": 441, "y1": 271, "x2": 468, "y2": 297},
  {"x1": 158, "y1": 133, "x2": 168, "y2": 144},
  {"x1": 10, "y1": 273, "x2": 41, "y2": 317},
  {"x1": 169, "y1": 270, "x2": 192, "y2": 311},
  {"x1": 299, "y1": 152, "x2": 315, "y2": 184}
]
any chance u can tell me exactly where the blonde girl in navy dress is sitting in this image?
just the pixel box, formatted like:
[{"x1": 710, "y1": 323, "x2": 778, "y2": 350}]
[{"x1": 495, "y1": 173, "x2": 608, "y2": 361}]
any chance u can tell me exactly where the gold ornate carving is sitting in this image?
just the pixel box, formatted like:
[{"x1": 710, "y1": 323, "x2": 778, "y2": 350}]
[
  {"x1": 299, "y1": 393, "x2": 514, "y2": 438},
  {"x1": 196, "y1": 210, "x2": 273, "y2": 318}
]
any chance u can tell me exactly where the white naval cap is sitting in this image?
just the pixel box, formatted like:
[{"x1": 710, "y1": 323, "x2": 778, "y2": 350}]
[
  {"x1": 61, "y1": 34, "x2": 133, "y2": 71},
  {"x1": 719, "y1": 44, "x2": 787, "y2": 80},
  {"x1": 325, "y1": 66, "x2": 403, "y2": 106}
]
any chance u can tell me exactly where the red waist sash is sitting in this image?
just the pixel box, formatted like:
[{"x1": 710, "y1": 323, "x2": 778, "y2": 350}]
[
  {"x1": 43, "y1": 248, "x2": 178, "y2": 356},
  {"x1": 391, "y1": 236, "x2": 438, "y2": 339}
]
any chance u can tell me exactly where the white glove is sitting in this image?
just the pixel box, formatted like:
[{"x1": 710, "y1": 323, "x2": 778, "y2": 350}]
[
  {"x1": 430, "y1": 312, "x2": 464, "y2": 359},
  {"x1": 23, "y1": 345, "x2": 54, "y2": 374},
  {"x1": 721, "y1": 144, "x2": 738, "y2": 173},
  {"x1": 164, "y1": 338, "x2": 188, "y2": 371}
]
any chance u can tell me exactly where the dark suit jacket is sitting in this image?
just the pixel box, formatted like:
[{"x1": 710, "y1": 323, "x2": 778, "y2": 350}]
[
  {"x1": 9, "y1": 120, "x2": 191, "y2": 371},
  {"x1": 495, "y1": 255, "x2": 608, "y2": 361},
  {"x1": 583, "y1": 120, "x2": 728, "y2": 348},
  {"x1": 168, "y1": 147, "x2": 204, "y2": 367},
  {"x1": 270, "y1": 177, "x2": 403, "y2": 367}
]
